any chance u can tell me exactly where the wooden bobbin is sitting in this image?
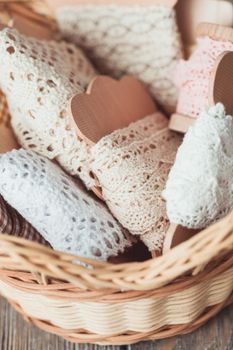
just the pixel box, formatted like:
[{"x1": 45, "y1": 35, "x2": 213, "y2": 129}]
[
  {"x1": 0, "y1": 3, "x2": 56, "y2": 40},
  {"x1": 69, "y1": 75, "x2": 156, "y2": 144},
  {"x1": 169, "y1": 22, "x2": 233, "y2": 134},
  {"x1": 164, "y1": 50, "x2": 233, "y2": 253},
  {"x1": 69, "y1": 75, "x2": 157, "y2": 198},
  {"x1": 197, "y1": 22, "x2": 233, "y2": 44},
  {"x1": 0, "y1": 124, "x2": 18, "y2": 154},
  {"x1": 209, "y1": 50, "x2": 233, "y2": 114},
  {"x1": 69, "y1": 76, "x2": 169, "y2": 256},
  {"x1": 47, "y1": 0, "x2": 178, "y2": 10}
]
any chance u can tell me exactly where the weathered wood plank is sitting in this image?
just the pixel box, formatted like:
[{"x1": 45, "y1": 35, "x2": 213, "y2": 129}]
[
  {"x1": 0, "y1": 296, "x2": 232, "y2": 350},
  {"x1": 128, "y1": 305, "x2": 233, "y2": 350},
  {"x1": 0, "y1": 297, "x2": 125, "y2": 350}
]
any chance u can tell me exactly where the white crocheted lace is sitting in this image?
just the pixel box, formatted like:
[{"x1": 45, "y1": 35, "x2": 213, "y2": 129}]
[
  {"x1": 0, "y1": 27, "x2": 97, "y2": 188},
  {"x1": 56, "y1": 4, "x2": 183, "y2": 113},
  {"x1": 91, "y1": 113, "x2": 182, "y2": 251},
  {"x1": 0, "y1": 149, "x2": 134, "y2": 261},
  {"x1": 163, "y1": 103, "x2": 233, "y2": 229}
]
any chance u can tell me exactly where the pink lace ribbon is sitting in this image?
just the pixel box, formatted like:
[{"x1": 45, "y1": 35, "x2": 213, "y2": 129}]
[{"x1": 174, "y1": 36, "x2": 233, "y2": 119}]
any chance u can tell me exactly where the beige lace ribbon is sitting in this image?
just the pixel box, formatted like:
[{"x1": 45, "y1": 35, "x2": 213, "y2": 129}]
[{"x1": 91, "y1": 113, "x2": 182, "y2": 252}]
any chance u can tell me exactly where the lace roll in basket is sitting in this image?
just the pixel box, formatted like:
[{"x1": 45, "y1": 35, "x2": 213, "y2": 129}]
[
  {"x1": 69, "y1": 76, "x2": 182, "y2": 254},
  {"x1": 0, "y1": 26, "x2": 98, "y2": 189},
  {"x1": 170, "y1": 22, "x2": 233, "y2": 133},
  {"x1": 51, "y1": 0, "x2": 183, "y2": 113},
  {"x1": 164, "y1": 103, "x2": 233, "y2": 229},
  {"x1": 165, "y1": 50, "x2": 233, "y2": 230},
  {"x1": 0, "y1": 111, "x2": 49, "y2": 246},
  {"x1": 91, "y1": 115, "x2": 182, "y2": 252},
  {"x1": 0, "y1": 149, "x2": 135, "y2": 261}
]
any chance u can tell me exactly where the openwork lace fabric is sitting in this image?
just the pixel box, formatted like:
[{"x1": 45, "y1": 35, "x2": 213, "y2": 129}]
[
  {"x1": 0, "y1": 149, "x2": 134, "y2": 261},
  {"x1": 0, "y1": 27, "x2": 97, "y2": 188},
  {"x1": 91, "y1": 113, "x2": 182, "y2": 252},
  {"x1": 163, "y1": 104, "x2": 233, "y2": 229},
  {"x1": 57, "y1": 4, "x2": 183, "y2": 113},
  {"x1": 174, "y1": 36, "x2": 233, "y2": 119}
]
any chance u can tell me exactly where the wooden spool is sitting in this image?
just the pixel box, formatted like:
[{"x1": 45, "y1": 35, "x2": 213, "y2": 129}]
[
  {"x1": 169, "y1": 22, "x2": 233, "y2": 134},
  {"x1": 69, "y1": 75, "x2": 199, "y2": 254},
  {"x1": 164, "y1": 50, "x2": 233, "y2": 252}
]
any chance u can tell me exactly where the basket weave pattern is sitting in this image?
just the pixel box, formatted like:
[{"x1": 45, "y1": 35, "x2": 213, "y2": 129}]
[{"x1": 0, "y1": 0, "x2": 232, "y2": 345}]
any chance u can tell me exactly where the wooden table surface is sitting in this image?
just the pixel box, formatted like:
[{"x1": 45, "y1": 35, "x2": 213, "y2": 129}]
[{"x1": 0, "y1": 297, "x2": 232, "y2": 350}]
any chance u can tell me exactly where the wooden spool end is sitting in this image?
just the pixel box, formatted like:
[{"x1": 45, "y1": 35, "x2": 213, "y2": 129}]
[
  {"x1": 196, "y1": 22, "x2": 233, "y2": 43},
  {"x1": 163, "y1": 224, "x2": 199, "y2": 254},
  {"x1": 68, "y1": 75, "x2": 157, "y2": 197},
  {"x1": 209, "y1": 51, "x2": 233, "y2": 115},
  {"x1": 169, "y1": 113, "x2": 195, "y2": 133},
  {"x1": 0, "y1": 5, "x2": 55, "y2": 40},
  {"x1": 165, "y1": 51, "x2": 233, "y2": 253},
  {"x1": 69, "y1": 75, "x2": 157, "y2": 144}
]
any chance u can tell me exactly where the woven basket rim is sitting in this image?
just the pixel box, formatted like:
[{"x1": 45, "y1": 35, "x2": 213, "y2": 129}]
[{"x1": 0, "y1": 208, "x2": 233, "y2": 290}]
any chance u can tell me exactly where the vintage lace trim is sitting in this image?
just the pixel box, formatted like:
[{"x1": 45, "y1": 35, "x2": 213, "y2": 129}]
[
  {"x1": 0, "y1": 27, "x2": 97, "y2": 188},
  {"x1": 56, "y1": 4, "x2": 183, "y2": 112},
  {"x1": 0, "y1": 149, "x2": 134, "y2": 261},
  {"x1": 163, "y1": 103, "x2": 233, "y2": 229},
  {"x1": 91, "y1": 113, "x2": 182, "y2": 251},
  {"x1": 174, "y1": 37, "x2": 233, "y2": 119}
]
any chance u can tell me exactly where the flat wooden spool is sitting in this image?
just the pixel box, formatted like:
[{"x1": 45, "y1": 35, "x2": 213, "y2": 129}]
[
  {"x1": 0, "y1": 5, "x2": 55, "y2": 40},
  {"x1": 69, "y1": 75, "x2": 156, "y2": 198},
  {"x1": 0, "y1": 123, "x2": 18, "y2": 154},
  {"x1": 169, "y1": 22, "x2": 233, "y2": 134},
  {"x1": 196, "y1": 22, "x2": 233, "y2": 43},
  {"x1": 69, "y1": 75, "x2": 156, "y2": 145},
  {"x1": 169, "y1": 113, "x2": 194, "y2": 133},
  {"x1": 209, "y1": 51, "x2": 233, "y2": 114},
  {"x1": 164, "y1": 50, "x2": 233, "y2": 252},
  {"x1": 163, "y1": 225, "x2": 199, "y2": 254}
]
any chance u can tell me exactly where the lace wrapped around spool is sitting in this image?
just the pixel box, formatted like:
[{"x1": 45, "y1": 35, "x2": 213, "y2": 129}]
[
  {"x1": 0, "y1": 149, "x2": 135, "y2": 261},
  {"x1": 55, "y1": 2, "x2": 183, "y2": 113},
  {"x1": 174, "y1": 23, "x2": 233, "y2": 120},
  {"x1": 0, "y1": 27, "x2": 98, "y2": 189},
  {"x1": 164, "y1": 103, "x2": 233, "y2": 229},
  {"x1": 90, "y1": 112, "x2": 182, "y2": 252}
]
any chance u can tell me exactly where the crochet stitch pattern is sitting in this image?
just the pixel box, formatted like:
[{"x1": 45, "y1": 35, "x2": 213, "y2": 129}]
[
  {"x1": 174, "y1": 37, "x2": 233, "y2": 119},
  {"x1": 164, "y1": 103, "x2": 233, "y2": 229},
  {"x1": 0, "y1": 149, "x2": 134, "y2": 261},
  {"x1": 91, "y1": 112, "x2": 182, "y2": 252},
  {"x1": 57, "y1": 4, "x2": 183, "y2": 113},
  {"x1": 0, "y1": 27, "x2": 97, "y2": 188}
]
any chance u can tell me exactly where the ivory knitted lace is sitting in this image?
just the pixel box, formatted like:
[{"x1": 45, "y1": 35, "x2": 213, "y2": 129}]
[
  {"x1": 56, "y1": 4, "x2": 183, "y2": 113},
  {"x1": 163, "y1": 103, "x2": 233, "y2": 229},
  {"x1": 91, "y1": 113, "x2": 182, "y2": 252},
  {"x1": 0, "y1": 149, "x2": 134, "y2": 261},
  {"x1": 0, "y1": 27, "x2": 97, "y2": 188}
]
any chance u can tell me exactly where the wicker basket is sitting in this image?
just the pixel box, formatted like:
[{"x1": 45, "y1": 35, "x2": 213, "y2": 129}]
[{"x1": 0, "y1": 1, "x2": 233, "y2": 346}]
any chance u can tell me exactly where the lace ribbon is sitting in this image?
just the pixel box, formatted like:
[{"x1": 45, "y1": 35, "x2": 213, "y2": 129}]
[
  {"x1": 164, "y1": 103, "x2": 233, "y2": 229},
  {"x1": 56, "y1": 4, "x2": 183, "y2": 113},
  {"x1": 91, "y1": 112, "x2": 182, "y2": 252},
  {"x1": 174, "y1": 36, "x2": 233, "y2": 119}
]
